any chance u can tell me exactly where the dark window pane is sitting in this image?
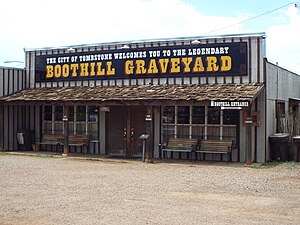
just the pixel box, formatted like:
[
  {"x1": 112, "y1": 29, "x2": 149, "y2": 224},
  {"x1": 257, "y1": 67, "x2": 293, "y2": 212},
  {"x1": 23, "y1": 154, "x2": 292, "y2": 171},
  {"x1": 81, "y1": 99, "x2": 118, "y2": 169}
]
[
  {"x1": 208, "y1": 107, "x2": 220, "y2": 124},
  {"x1": 162, "y1": 106, "x2": 175, "y2": 123},
  {"x1": 76, "y1": 106, "x2": 86, "y2": 121},
  {"x1": 192, "y1": 106, "x2": 205, "y2": 124},
  {"x1": 177, "y1": 106, "x2": 190, "y2": 124},
  {"x1": 54, "y1": 106, "x2": 63, "y2": 121},
  {"x1": 88, "y1": 106, "x2": 99, "y2": 122},
  {"x1": 44, "y1": 105, "x2": 52, "y2": 121},
  {"x1": 68, "y1": 106, "x2": 74, "y2": 121},
  {"x1": 53, "y1": 122, "x2": 63, "y2": 134},
  {"x1": 88, "y1": 123, "x2": 98, "y2": 140},
  {"x1": 223, "y1": 110, "x2": 239, "y2": 125},
  {"x1": 207, "y1": 126, "x2": 220, "y2": 139},
  {"x1": 76, "y1": 123, "x2": 86, "y2": 134},
  {"x1": 177, "y1": 125, "x2": 190, "y2": 138}
]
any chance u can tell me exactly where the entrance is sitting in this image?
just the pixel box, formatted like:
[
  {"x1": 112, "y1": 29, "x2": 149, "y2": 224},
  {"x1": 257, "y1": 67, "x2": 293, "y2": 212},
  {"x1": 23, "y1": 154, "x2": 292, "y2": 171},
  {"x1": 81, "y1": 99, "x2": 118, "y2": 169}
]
[{"x1": 107, "y1": 106, "x2": 147, "y2": 156}]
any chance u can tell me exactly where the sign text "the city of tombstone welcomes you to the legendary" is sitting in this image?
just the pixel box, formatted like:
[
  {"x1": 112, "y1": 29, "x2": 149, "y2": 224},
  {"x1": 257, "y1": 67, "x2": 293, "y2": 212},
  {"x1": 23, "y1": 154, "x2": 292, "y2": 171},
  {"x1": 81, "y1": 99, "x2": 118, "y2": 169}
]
[{"x1": 35, "y1": 42, "x2": 247, "y2": 82}]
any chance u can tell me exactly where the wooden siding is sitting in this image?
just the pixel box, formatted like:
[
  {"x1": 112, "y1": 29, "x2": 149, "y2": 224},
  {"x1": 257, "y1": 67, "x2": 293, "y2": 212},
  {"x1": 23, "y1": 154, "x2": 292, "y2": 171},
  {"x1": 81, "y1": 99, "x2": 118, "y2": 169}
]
[{"x1": 0, "y1": 67, "x2": 30, "y2": 151}]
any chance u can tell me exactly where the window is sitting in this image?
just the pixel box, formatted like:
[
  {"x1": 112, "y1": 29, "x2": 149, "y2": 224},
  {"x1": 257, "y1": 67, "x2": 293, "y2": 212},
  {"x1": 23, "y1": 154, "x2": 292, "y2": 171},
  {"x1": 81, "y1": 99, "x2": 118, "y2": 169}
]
[
  {"x1": 208, "y1": 107, "x2": 220, "y2": 124},
  {"x1": 223, "y1": 110, "x2": 238, "y2": 125},
  {"x1": 88, "y1": 106, "x2": 99, "y2": 122},
  {"x1": 76, "y1": 106, "x2": 86, "y2": 122},
  {"x1": 177, "y1": 106, "x2": 190, "y2": 124},
  {"x1": 192, "y1": 106, "x2": 205, "y2": 124},
  {"x1": 42, "y1": 105, "x2": 99, "y2": 140},
  {"x1": 44, "y1": 106, "x2": 52, "y2": 121},
  {"x1": 161, "y1": 105, "x2": 238, "y2": 143},
  {"x1": 68, "y1": 106, "x2": 74, "y2": 121},
  {"x1": 162, "y1": 106, "x2": 175, "y2": 123},
  {"x1": 54, "y1": 106, "x2": 63, "y2": 121}
]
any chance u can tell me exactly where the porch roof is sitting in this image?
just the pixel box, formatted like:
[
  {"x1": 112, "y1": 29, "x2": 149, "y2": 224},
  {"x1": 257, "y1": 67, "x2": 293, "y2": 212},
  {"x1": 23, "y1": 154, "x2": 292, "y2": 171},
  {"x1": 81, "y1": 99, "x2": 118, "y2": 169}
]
[{"x1": 0, "y1": 83, "x2": 264, "y2": 105}]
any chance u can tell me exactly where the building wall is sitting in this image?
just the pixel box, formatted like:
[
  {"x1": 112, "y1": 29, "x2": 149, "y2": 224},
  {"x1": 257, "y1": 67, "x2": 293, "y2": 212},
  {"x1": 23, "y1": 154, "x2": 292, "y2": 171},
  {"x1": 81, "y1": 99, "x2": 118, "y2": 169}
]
[
  {"x1": 265, "y1": 60, "x2": 300, "y2": 160},
  {"x1": 0, "y1": 67, "x2": 33, "y2": 151},
  {"x1": 23, "y1": 34, "x2": 266, "y2": 161},
  {"x1": 2, "y1": 34, "x2": 268, "y2": 161}
]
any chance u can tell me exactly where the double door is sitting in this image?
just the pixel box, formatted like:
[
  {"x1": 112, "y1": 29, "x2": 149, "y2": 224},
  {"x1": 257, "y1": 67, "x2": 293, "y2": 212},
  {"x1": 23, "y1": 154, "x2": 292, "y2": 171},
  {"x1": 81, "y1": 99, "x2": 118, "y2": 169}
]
[{"x1": 107, "y1": 106, "x2": 147, "y2": 156}]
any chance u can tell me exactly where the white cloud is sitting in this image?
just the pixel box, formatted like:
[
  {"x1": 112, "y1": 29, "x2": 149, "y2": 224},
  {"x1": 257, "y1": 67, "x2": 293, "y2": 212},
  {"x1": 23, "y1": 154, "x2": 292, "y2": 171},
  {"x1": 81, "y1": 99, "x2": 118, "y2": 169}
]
[
  {"x1": 0, "y1": 0, "x2": 243, "y2": 44},
  {"x1": 266, "y1": 5, "x2": 300, "y2": 74}
]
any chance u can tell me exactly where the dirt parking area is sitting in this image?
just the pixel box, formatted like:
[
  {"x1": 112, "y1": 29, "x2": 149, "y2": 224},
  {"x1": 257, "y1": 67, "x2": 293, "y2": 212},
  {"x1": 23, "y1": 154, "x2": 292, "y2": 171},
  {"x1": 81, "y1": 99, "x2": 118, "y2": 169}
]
[{"x1": 0, "y1": 154, "x2": 299, "y2": 225}]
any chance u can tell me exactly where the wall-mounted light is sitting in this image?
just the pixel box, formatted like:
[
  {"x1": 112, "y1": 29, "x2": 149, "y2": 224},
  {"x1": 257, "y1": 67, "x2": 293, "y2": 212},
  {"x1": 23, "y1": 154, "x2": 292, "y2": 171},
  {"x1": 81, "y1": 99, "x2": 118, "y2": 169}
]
[
  {"x1": 66, "y1": 48, "x2": 76, "y2": 53},
  {"x1": 191, "y1": 40, "x2": 201, "y2": 44},
  {"x1": 121, "y1": 44, "x2": 130, "y2": 49}
]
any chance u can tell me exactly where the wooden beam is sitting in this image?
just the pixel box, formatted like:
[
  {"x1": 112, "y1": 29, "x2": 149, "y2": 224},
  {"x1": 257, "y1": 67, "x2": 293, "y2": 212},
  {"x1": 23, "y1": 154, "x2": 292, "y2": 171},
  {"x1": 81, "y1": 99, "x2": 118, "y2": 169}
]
[
  {"x1": 62, "y1": 105, "x2": 69, "y2": 156},
  {"x1": 146, "y1": 105, "x2": 154, "y2": 163},
  {"x1": 245, "y1": 107, "x2": 253, "y2": 166}
]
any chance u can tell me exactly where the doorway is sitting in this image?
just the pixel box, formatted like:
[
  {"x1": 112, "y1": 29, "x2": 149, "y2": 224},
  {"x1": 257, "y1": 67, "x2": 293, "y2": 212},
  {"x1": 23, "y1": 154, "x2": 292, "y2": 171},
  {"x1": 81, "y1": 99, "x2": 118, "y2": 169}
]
[{"x1": 107, "y1": 106, "x2": 147, "y2": 156}]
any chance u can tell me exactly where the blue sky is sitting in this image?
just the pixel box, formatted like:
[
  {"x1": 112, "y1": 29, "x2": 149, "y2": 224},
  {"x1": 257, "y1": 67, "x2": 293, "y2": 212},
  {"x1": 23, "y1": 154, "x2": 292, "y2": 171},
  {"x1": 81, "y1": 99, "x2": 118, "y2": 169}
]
[
  {"x1": 186, "y1": 0, "x2": 295, "y2": 32},
  {"x1": 185, "y1": 0, "x2": 292, "y2": 15},
  {"x1": 0, "y1": 0, "x2": 299, "y2": 73}
]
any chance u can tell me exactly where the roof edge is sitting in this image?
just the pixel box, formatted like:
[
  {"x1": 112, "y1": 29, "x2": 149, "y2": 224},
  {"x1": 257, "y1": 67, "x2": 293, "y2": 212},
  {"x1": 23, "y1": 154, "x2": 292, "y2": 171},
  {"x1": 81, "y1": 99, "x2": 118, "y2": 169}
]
[{"x1": 24, "y1": 32, "x2": 266, "y2": 52}]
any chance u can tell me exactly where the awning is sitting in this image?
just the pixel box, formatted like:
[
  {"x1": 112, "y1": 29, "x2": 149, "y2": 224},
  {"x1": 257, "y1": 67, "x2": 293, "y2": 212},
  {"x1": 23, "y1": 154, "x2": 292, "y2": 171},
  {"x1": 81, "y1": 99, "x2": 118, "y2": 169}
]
[
  {"x1": 290, "y1": 98, "x2": 300, "y2": 102},
  {"x1": 0, "y1": 83, "x2": 264, "y2": 105}
]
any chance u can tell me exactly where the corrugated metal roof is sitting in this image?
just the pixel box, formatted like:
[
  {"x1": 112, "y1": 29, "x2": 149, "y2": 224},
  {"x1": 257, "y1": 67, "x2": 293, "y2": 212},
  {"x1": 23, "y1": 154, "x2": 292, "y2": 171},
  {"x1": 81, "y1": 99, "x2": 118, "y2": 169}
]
[
  {"x1": 0, "y1": 83, "x2": 264, "y2": 105},
  {"x1": 24, "y1": 32, "x2": 266, "y2": 52}
]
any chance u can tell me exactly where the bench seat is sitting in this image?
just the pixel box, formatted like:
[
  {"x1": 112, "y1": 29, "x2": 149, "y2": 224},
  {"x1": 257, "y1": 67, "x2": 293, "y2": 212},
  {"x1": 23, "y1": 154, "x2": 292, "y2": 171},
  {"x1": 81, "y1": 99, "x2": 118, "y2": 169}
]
[
  {"x1": 36, "y1": 134, "x2": 64, "y2": 152},
  {"x1": 63, "y1": 134, "x2": 90, "y2": 154},
  {"x1": 161, "y1": 138, "x2": 200, "y2": 159},
  {"x1": 196, "y1": 140, "x2": 233, "y2": 162},
  {"x1": 36, "y1": 134, "x2": 90, "y2": 153}
]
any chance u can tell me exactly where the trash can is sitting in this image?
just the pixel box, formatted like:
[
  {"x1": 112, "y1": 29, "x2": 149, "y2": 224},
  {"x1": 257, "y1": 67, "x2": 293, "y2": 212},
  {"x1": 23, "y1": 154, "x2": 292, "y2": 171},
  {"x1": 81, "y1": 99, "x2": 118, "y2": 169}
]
[
  {"x1": 16, "y1": 130, "x2": 35, "y2": 151},
  {"x1": 292, "y1": 135, "x2": 300, "y2": 162},
  {"x1": 269, "y1": 133, "x2": 290, "y2": 161}
]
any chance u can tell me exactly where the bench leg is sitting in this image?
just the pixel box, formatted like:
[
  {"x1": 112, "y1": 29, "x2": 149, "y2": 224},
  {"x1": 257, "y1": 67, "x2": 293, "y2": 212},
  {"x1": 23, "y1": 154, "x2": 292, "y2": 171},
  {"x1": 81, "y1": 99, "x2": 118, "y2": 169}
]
[
  {"x1": 228, "y1": 152, "x2": 232, "y2": 163},
  {"x1": 56, "y1": 144, "x2": 60, "y2": 153}
]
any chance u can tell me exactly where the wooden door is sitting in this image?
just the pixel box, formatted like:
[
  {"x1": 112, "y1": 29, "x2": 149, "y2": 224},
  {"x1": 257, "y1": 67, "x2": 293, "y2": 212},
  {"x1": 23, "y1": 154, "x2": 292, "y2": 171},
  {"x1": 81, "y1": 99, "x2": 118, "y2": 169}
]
[
  {"x1": 107, "y1": 106, "x2": 127, "y2": 155},
  {"x1": 130, "y1": 106, "x2": 147, "y2": 156},
  {"x1": 107, "y1": 106, "x2": 147, "y2": 156}
]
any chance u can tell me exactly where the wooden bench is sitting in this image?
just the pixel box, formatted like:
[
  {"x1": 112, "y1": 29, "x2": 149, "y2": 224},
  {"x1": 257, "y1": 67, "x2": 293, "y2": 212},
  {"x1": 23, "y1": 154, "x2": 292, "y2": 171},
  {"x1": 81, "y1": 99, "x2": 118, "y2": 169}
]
[
  {"x1": 36, "y1": 134, "x2": 90, "y2": 153},
  {"x1": 36, "y1": 134, "x2": 64, "y2": 152},
  {"x1": 196, "y1": 140, "x2": 234, "y2": 162},
  {"x1": 160, "y1": 138, "x2": 200, "y2": 159},
  {"x1": 67, "y1": 134, "x2": 90, "y2": 154}
]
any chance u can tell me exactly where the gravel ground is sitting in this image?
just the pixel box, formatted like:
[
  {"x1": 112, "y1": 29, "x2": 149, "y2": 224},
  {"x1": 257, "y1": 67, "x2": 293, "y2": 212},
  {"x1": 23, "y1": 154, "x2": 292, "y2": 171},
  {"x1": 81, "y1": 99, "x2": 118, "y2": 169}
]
[{"x1": 0, "y1": 154, "x2": 299, "y2": 225}]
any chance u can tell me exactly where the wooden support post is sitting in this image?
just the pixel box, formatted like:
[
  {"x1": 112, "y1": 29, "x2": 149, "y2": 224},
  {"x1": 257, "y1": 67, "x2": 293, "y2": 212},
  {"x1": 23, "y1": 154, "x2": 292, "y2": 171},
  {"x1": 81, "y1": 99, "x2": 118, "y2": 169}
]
[
  {"x1": 0, "y1": 105, "x2": 3, "y2": 151},
  {"x1": 126, "y1": 107, "x2": 131, "y2": 156},
  {"x1": 245, "y1": 108, "x2": 253, "y2": 166},
  {"x1": 146, "y1": 106, "x2": 153, "y2": 163},
  {"x1": 62, "y1": 105, "x2": 69, "y2": 156}
]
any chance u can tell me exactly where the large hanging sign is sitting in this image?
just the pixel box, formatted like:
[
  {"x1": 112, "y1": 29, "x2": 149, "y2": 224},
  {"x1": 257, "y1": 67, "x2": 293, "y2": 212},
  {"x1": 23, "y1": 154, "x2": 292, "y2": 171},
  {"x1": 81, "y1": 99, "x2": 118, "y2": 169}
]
[{"x1": 35, "y1": 42, "x2": 247, "y2": 82}]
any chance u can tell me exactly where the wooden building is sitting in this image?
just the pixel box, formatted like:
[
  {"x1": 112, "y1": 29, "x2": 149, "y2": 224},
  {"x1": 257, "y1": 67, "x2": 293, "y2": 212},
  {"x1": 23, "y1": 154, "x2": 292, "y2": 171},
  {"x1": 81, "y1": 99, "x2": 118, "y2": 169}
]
[{"x1": 1, "y1": 33, "x2": 300, "y2": 163}]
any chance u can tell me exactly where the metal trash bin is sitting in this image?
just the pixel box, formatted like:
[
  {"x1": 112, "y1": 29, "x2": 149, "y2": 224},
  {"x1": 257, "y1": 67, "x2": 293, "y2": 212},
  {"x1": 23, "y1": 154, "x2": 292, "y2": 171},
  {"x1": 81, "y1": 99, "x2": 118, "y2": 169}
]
[
  {"x1": 292, "y1": 136, "x2": 300, "y2": 162},
  {"x1": 269, "y1": 133, "x2": 290, "y2": 161},
  {"x1": 16, "y1": 130, "x2": 35, "y2": 151}
]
